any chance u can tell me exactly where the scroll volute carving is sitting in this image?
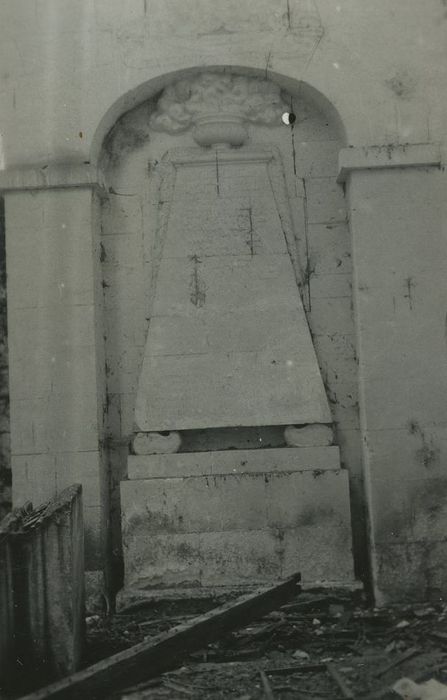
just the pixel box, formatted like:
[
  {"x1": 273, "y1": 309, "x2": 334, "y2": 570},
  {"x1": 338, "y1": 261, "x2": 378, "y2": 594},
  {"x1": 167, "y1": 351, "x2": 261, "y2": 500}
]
[{"x1": 149, "y1": 72, "x2": 288, "y2": 147}]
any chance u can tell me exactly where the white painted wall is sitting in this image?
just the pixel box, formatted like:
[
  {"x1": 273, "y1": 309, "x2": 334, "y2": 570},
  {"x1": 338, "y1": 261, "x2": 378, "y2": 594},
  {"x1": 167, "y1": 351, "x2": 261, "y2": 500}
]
[{"x1": 0, "y1": 1, "x2": 445, "y2": 167}]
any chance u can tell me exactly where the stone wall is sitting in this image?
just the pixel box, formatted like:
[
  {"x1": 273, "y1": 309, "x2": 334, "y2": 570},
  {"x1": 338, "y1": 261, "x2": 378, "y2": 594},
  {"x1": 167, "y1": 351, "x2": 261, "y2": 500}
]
[{"x1": 0, "y1": 197, "x2": 11, "y2": 520}]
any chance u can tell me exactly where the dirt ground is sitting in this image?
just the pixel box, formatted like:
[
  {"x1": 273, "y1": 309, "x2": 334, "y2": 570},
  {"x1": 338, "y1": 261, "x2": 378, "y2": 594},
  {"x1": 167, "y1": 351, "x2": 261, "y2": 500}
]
[{"x1": 85, "y1": 590, "x2": 447, "y2": 699}]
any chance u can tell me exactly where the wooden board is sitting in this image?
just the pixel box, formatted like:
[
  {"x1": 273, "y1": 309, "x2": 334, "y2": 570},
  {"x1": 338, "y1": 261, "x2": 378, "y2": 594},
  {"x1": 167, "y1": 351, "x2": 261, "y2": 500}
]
[{"x1": 21, "y1": 574, "x2": 301, "y2": 700}]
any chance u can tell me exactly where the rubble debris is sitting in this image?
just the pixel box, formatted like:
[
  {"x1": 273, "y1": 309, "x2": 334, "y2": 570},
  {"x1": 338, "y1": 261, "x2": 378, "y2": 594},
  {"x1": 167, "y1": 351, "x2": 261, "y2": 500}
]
[
  {"x1": 19, "y1": 574, "x2": 301, "y2": 699},
  {"x1": 292, "y1": 650, "x2": 310, "y2": 660},
  {"x1": 326, "y1": 662, "x2": 355, "y2": 698},
  {"x1": 110, "y1": 591, "x2": 447, "y2": 699},
  {"x1": 259, "y1": 669, "x2": 275, "y2": 699},
  {"x1": 374, "y1": 647, "x2": 420, "y2": 678},
  {"x1": 9, "y1": 583, "x2": 447, "y2": 698},
  {"x1": 431, "y1": 634, "x2": 447, "y2": 648},
  {"x1": 393, "y1": 676, "x2": 447, "y2": 699}
]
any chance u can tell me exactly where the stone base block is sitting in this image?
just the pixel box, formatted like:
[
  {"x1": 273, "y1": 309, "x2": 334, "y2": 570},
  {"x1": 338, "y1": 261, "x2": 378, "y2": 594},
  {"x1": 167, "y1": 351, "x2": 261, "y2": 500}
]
[{"x1": 121, "y1": 448, "x2": 355, "y2": 594}]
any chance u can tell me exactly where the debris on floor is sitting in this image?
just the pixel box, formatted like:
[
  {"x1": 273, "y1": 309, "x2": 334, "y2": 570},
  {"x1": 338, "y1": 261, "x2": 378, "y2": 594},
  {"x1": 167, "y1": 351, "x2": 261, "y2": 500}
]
[
  {"x1": 393, "y1": 676, "x2": 447, "y2": 699},
  {"x1": 18, "y1": 575, "x2": 301, "y2": 699},
  {"x1": 12, "y1": 582, "x2": 447, "y2": 699},
  {"x1": 84, "y1": 589, "x2": 447, "y2": 700}
]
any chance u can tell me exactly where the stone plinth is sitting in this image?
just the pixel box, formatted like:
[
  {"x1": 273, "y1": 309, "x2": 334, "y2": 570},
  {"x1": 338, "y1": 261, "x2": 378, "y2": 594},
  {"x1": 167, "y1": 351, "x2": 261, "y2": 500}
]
[{"x1": 121, "y1": 449, "x2": 354, "y2": 597}]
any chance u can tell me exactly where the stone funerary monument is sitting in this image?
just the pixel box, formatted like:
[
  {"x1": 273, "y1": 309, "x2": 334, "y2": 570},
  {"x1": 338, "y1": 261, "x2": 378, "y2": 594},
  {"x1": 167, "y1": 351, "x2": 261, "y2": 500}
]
[{"x1": 120, "y1": 73, "x2": 354, "y2": 599}]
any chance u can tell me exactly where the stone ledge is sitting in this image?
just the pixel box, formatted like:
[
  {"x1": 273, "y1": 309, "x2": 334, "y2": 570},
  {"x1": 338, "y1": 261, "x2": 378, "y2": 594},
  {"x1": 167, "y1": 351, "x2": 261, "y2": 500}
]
[
  {"x1": 117, "y1": 579, "x2": 363, "y2": 612},
  {"x1": 0, "y1": 163, "x2": 106, "y2": 192},
  {"x1": 337, "y1": 143, "x2": 441, "y2": 183},
  {"x1": 127, "y1": 446, "x2": 342, "y2": 480}
]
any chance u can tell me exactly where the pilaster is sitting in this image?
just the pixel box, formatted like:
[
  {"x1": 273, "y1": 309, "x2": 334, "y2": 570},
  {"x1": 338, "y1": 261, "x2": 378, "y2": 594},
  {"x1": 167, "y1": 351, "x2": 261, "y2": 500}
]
[
  {"x1": 1, "y1": 164, "x2": 108, "y2": 583},
  {"x1": 340, "y1": 143, "x2": 447, "y2": 603}
]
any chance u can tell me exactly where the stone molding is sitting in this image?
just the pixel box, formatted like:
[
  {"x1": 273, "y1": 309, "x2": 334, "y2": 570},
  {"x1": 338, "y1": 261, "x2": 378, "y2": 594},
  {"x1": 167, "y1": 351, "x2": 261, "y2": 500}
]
[
  {"x1": 0, "y1": 163, "x2": 106, "y2": 193},
  {"x1": 127, "y1": 447, "x2": 342, "y2": 480},
  {"x1": 337, "y1": 143, "x2": 441, "y2": 183}
]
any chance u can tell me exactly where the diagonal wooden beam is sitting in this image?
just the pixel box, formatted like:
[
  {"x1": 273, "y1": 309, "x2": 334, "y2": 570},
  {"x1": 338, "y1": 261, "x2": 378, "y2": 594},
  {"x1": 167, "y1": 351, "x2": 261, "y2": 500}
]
[{"x1": 21, "y1": 573, "x2": 301, "y2": 700}]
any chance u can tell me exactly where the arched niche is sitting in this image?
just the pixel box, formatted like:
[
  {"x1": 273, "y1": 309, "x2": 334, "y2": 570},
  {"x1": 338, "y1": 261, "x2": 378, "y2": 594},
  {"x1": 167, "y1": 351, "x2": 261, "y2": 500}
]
[
  {"x1": 97, "y1": 67, "x2": 365, "y2": 593},
  {"x1": 91, "y1": 65, "x2": 347, "y2": 167}
]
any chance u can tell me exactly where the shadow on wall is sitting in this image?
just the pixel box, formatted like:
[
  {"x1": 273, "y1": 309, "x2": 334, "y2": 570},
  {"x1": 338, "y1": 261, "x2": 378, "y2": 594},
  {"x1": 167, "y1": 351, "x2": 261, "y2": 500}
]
[{"x1": 0, "y1": 196, "x2": 11, "y2": 520}]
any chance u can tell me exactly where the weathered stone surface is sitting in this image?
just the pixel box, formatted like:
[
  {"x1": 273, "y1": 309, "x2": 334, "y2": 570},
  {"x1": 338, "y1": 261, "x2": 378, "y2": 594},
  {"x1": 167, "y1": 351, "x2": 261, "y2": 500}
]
[
  {"x1": 3, "y1": 0, "x2": 446, "y2": 608},
  {"x1": 127, "y1": 446, "x2": 341, "y2": 480},
  {"x1": 337, "y1": 143, "x2": 441, "y2": 183},
  {"x1": 135, "y1": 148, "x2": 331, "y2": 431},
  {"x1": 348, "y1": 167, "x2": 447, "y2": 604},
  {"x1": 284, "y1": 424, "x2": 334, "y2": 447},
  {"x1": 100, "y1": 90, "x2": 362, "y2": 592},
  {"x1": 122, "y1": 451, "x2": 354, "y2": 590},
  {"x1": 5, "y1": 188, "x2": 107, "y2": 570},
  {"x1": 132, "y1": 431, "x2": 181, "y2": 455}
]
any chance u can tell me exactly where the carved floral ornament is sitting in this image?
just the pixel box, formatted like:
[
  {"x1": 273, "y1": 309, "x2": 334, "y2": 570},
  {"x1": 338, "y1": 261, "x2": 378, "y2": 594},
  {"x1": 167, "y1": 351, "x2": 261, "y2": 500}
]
[{"x1": 149, "y1": 72, "x2": 290, "y2": 146}]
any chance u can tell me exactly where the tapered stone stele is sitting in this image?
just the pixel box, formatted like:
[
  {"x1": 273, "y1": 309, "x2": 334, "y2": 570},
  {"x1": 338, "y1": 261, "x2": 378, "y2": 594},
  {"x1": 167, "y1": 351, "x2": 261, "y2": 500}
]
[{"x1": 134, "y1": 146, "x2": 331, "y2": 432}]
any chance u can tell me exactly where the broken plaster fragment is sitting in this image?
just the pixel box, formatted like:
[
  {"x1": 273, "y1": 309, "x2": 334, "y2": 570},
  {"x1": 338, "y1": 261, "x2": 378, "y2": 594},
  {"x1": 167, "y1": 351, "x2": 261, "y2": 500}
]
[
  {"x1": 133, "y1": 431, "x2": 182, "y2": 455},
  {"x1": 284, "y1": 424, "x2": 333, "y2": 447},
  {"x1": 393, "y1": 677, "x2": 447, "y2": 700},
  {"x1": 396, "y1": 620, "x2": 410, "y2": 629}
]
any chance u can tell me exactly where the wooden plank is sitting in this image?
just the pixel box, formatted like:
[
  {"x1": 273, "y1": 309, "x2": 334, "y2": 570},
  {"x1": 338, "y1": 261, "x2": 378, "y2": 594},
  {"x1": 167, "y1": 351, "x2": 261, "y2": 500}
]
[
  {"x1": 326, "y1": 663, "x2": 355, "y2": 699},
  {"x1": 21, "y1": 573, "x2": 301, "y2": 700},
  {"x1": 373, "y1": 647, "x2": 420, "y2": 678},
  {"x1": 259, "y1": 669, "x2": 276, "y2": 699},
  {"x1": 430, "y1": 631, "x2": 447, "y2": 646},
  {"x1": 265, "y1": 663, "x2": 326, "y2": 676}
]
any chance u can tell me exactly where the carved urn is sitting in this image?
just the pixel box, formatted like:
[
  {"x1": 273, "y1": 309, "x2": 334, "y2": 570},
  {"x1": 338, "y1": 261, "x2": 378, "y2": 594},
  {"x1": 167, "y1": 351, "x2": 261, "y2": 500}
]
[{"x1": 192, "y1": 114, "x2": 248, "y2": 147}]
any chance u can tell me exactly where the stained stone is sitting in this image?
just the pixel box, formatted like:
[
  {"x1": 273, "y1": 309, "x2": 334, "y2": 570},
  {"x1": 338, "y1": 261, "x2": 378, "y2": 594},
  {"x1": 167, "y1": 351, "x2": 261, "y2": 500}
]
[
  {"x1": 135, "y1": 147, "x2": 331, "y2": 431},
  {"x1": 121, "y1": 450, "x2": 354, "y2": 590}
]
